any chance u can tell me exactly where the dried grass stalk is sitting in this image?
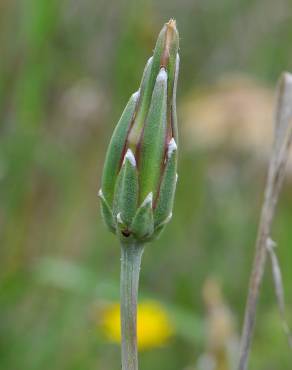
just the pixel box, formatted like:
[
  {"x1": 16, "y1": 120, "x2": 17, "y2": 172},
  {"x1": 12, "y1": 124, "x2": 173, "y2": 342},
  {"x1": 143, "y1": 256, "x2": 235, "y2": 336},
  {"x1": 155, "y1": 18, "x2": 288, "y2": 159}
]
[{"x1": 238, "y1": 72, "x2": 292, "y2": 370}]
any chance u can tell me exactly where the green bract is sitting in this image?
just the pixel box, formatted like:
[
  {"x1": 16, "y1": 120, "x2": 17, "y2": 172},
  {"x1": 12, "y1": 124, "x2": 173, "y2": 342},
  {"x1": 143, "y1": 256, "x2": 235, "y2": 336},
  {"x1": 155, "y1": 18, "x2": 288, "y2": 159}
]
[{"x1": 99, "y1": 20, "x2": 179, "y2": 243}]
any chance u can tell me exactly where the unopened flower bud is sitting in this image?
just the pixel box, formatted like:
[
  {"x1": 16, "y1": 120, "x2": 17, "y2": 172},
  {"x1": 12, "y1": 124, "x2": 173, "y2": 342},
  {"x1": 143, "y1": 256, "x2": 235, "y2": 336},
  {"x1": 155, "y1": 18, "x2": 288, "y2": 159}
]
[{"x1": 99, "y1": 19, "x2": 180, "y2": 243}]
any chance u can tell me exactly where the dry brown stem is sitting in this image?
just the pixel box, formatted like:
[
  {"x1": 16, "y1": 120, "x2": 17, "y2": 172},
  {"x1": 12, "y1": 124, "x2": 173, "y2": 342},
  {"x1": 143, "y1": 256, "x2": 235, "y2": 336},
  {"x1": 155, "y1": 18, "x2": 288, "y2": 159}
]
[{"x1": 238, "y1": 72, "x2": 292, "y2": 370}]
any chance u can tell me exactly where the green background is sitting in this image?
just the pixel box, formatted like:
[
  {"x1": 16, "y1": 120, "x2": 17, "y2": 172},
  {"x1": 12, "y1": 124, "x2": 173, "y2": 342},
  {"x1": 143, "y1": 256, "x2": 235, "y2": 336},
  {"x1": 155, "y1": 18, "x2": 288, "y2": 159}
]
[{"x1": 1, "y1": 0, "x2": 292, "y2": 369}]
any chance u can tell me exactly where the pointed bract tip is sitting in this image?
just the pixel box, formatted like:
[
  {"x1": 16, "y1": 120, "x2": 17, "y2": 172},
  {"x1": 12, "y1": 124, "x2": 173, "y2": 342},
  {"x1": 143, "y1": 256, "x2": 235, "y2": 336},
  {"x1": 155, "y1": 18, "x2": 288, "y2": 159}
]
[
  {"x1": 156, "y1": 18, "x2": 179, "y2": 69},
  {"x1": 141, "y1": 192, "x2": 153, "y2": 207},
  {"x1": 166, "y1": 19, "x2": 177, "y2": 30},
  {"x1": 167, "y1": 138, "x2": 177, "y2": 158},
  {"x1": 159, "y1": 212, "x2": 173, "y2": 227},
  {"x1": 123, "y1": 148, "x2": 136, "y2": 167},
  {"x1": 146, "y1": 56, "x2": 153, "y2": 67},
  {"x1": 175, "y1": 173, "x2": 178, "y2": 183},
  {"x1": 157, "y1": 68, "x2": 168, "y2": 83},
  {"x1": 166, "y1": 212, "x2": 173, "y2": 222},
  {"x1": 117, "y1": 212, "x2": 123, "y2": 224},
  {"x1": 132, "y1": 90, "x2": 140, "y2": 101}
]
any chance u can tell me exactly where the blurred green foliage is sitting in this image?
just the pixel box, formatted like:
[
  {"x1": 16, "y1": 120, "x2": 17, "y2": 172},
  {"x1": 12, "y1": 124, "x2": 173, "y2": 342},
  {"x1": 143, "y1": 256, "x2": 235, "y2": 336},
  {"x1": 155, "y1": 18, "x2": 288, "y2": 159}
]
[{"x1": 0, "y1": 0, "x2": 292, "y2": 369}]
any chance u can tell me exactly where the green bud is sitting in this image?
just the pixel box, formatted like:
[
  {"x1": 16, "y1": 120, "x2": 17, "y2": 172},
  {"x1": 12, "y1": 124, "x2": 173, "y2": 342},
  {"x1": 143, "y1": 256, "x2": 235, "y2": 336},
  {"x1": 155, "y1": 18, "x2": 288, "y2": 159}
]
[{"x1": 99, "y1": 19, "x2": 180, "y2": 243}]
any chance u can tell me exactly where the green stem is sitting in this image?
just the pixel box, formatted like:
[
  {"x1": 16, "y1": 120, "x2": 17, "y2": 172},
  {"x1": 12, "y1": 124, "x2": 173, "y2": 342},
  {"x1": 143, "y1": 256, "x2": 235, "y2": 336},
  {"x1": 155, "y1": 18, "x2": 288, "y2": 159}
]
[{"x1": 120, "y1": 242, "x2": 144, "y2": 370}]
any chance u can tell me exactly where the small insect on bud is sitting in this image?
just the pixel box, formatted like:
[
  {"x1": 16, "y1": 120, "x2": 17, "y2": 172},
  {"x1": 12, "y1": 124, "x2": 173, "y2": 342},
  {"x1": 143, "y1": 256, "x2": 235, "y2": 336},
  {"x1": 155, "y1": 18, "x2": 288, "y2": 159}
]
[{"x1": 99, "y1": 19, "x2": 180, "y2": 243}]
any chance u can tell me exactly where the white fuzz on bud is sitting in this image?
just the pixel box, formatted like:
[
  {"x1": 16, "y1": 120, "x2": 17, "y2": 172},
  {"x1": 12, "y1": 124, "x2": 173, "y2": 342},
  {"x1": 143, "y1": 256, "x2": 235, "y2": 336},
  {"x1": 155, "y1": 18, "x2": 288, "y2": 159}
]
[
  {"x1": 156, "y1": 68, "x2": 167, "y2": 83},
  {"x1": 123, "y1": 149, "x2": 136, "y2": 167},
  {"x1": 141, "y1": 192, "x2": 153, "y2": 207},
  {"x1": 117, "y1": 212, "x2": 123, "y2": 224},
  {"x1": 167, "y1": 138, "x2": 177, "y2": 158},
  {"x1": 132, "y1": 90, "x2": 140, "y2": 101}
]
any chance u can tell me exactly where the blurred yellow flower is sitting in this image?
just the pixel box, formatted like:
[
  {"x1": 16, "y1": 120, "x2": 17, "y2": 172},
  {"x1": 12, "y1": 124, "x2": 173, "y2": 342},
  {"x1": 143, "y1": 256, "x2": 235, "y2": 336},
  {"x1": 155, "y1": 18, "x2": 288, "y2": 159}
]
[{"x1": 101, "y1": 300, "x2": 173, "y2": 350}]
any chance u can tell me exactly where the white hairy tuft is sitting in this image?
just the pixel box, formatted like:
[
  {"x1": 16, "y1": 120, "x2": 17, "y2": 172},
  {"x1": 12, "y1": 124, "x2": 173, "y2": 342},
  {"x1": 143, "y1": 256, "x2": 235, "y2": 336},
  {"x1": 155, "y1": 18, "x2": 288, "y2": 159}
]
[
  {"x1": 123, "y1": 149, "x2": 136, "y2": 167},
  {"x1": 132, "y1": 90, "x2": 140, "y2": 101},
  {"x1": 146, "y1": 56, "x2": 153, "y2": 67},
  {"x1": 98, "y1": 189, "x2": 103, "y2": 198},
  {"x1": 117, "y1": 213, "x2": 123, "y2": 224},
  {"x1": 167, "y1": 138, "x2": 177, "y2": 158},
  {"x1": 141, "y1": 192, "x2": 153, "y2": 207},
  {"x1": 156, "y1": 68, "x2": 167, "y2": 83}
]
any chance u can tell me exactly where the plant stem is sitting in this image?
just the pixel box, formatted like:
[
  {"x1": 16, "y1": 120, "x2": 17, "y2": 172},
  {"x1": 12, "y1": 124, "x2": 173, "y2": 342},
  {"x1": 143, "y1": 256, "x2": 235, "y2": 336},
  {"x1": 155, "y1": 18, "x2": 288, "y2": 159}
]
[
  {"x1": 120, "y1": 242, "x2": 144, "y2": 370},
  {"x1": 238, "y1": 73, "x2": 292, "y2": 370}
]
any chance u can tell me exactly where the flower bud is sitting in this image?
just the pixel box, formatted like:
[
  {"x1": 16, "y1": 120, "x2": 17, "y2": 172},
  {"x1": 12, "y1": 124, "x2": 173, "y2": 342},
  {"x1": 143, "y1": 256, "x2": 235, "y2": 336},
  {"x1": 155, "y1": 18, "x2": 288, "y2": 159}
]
[{"x1": 99, "y1": 19, "x2": 179, "y2": 243}]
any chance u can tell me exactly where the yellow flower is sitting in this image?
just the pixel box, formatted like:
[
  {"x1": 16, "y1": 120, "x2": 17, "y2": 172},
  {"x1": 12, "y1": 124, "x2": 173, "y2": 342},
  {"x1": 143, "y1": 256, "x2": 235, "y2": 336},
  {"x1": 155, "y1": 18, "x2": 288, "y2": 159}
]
[{"x1": 101, "y1": 300, "x2": 174, "y2": 350}]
